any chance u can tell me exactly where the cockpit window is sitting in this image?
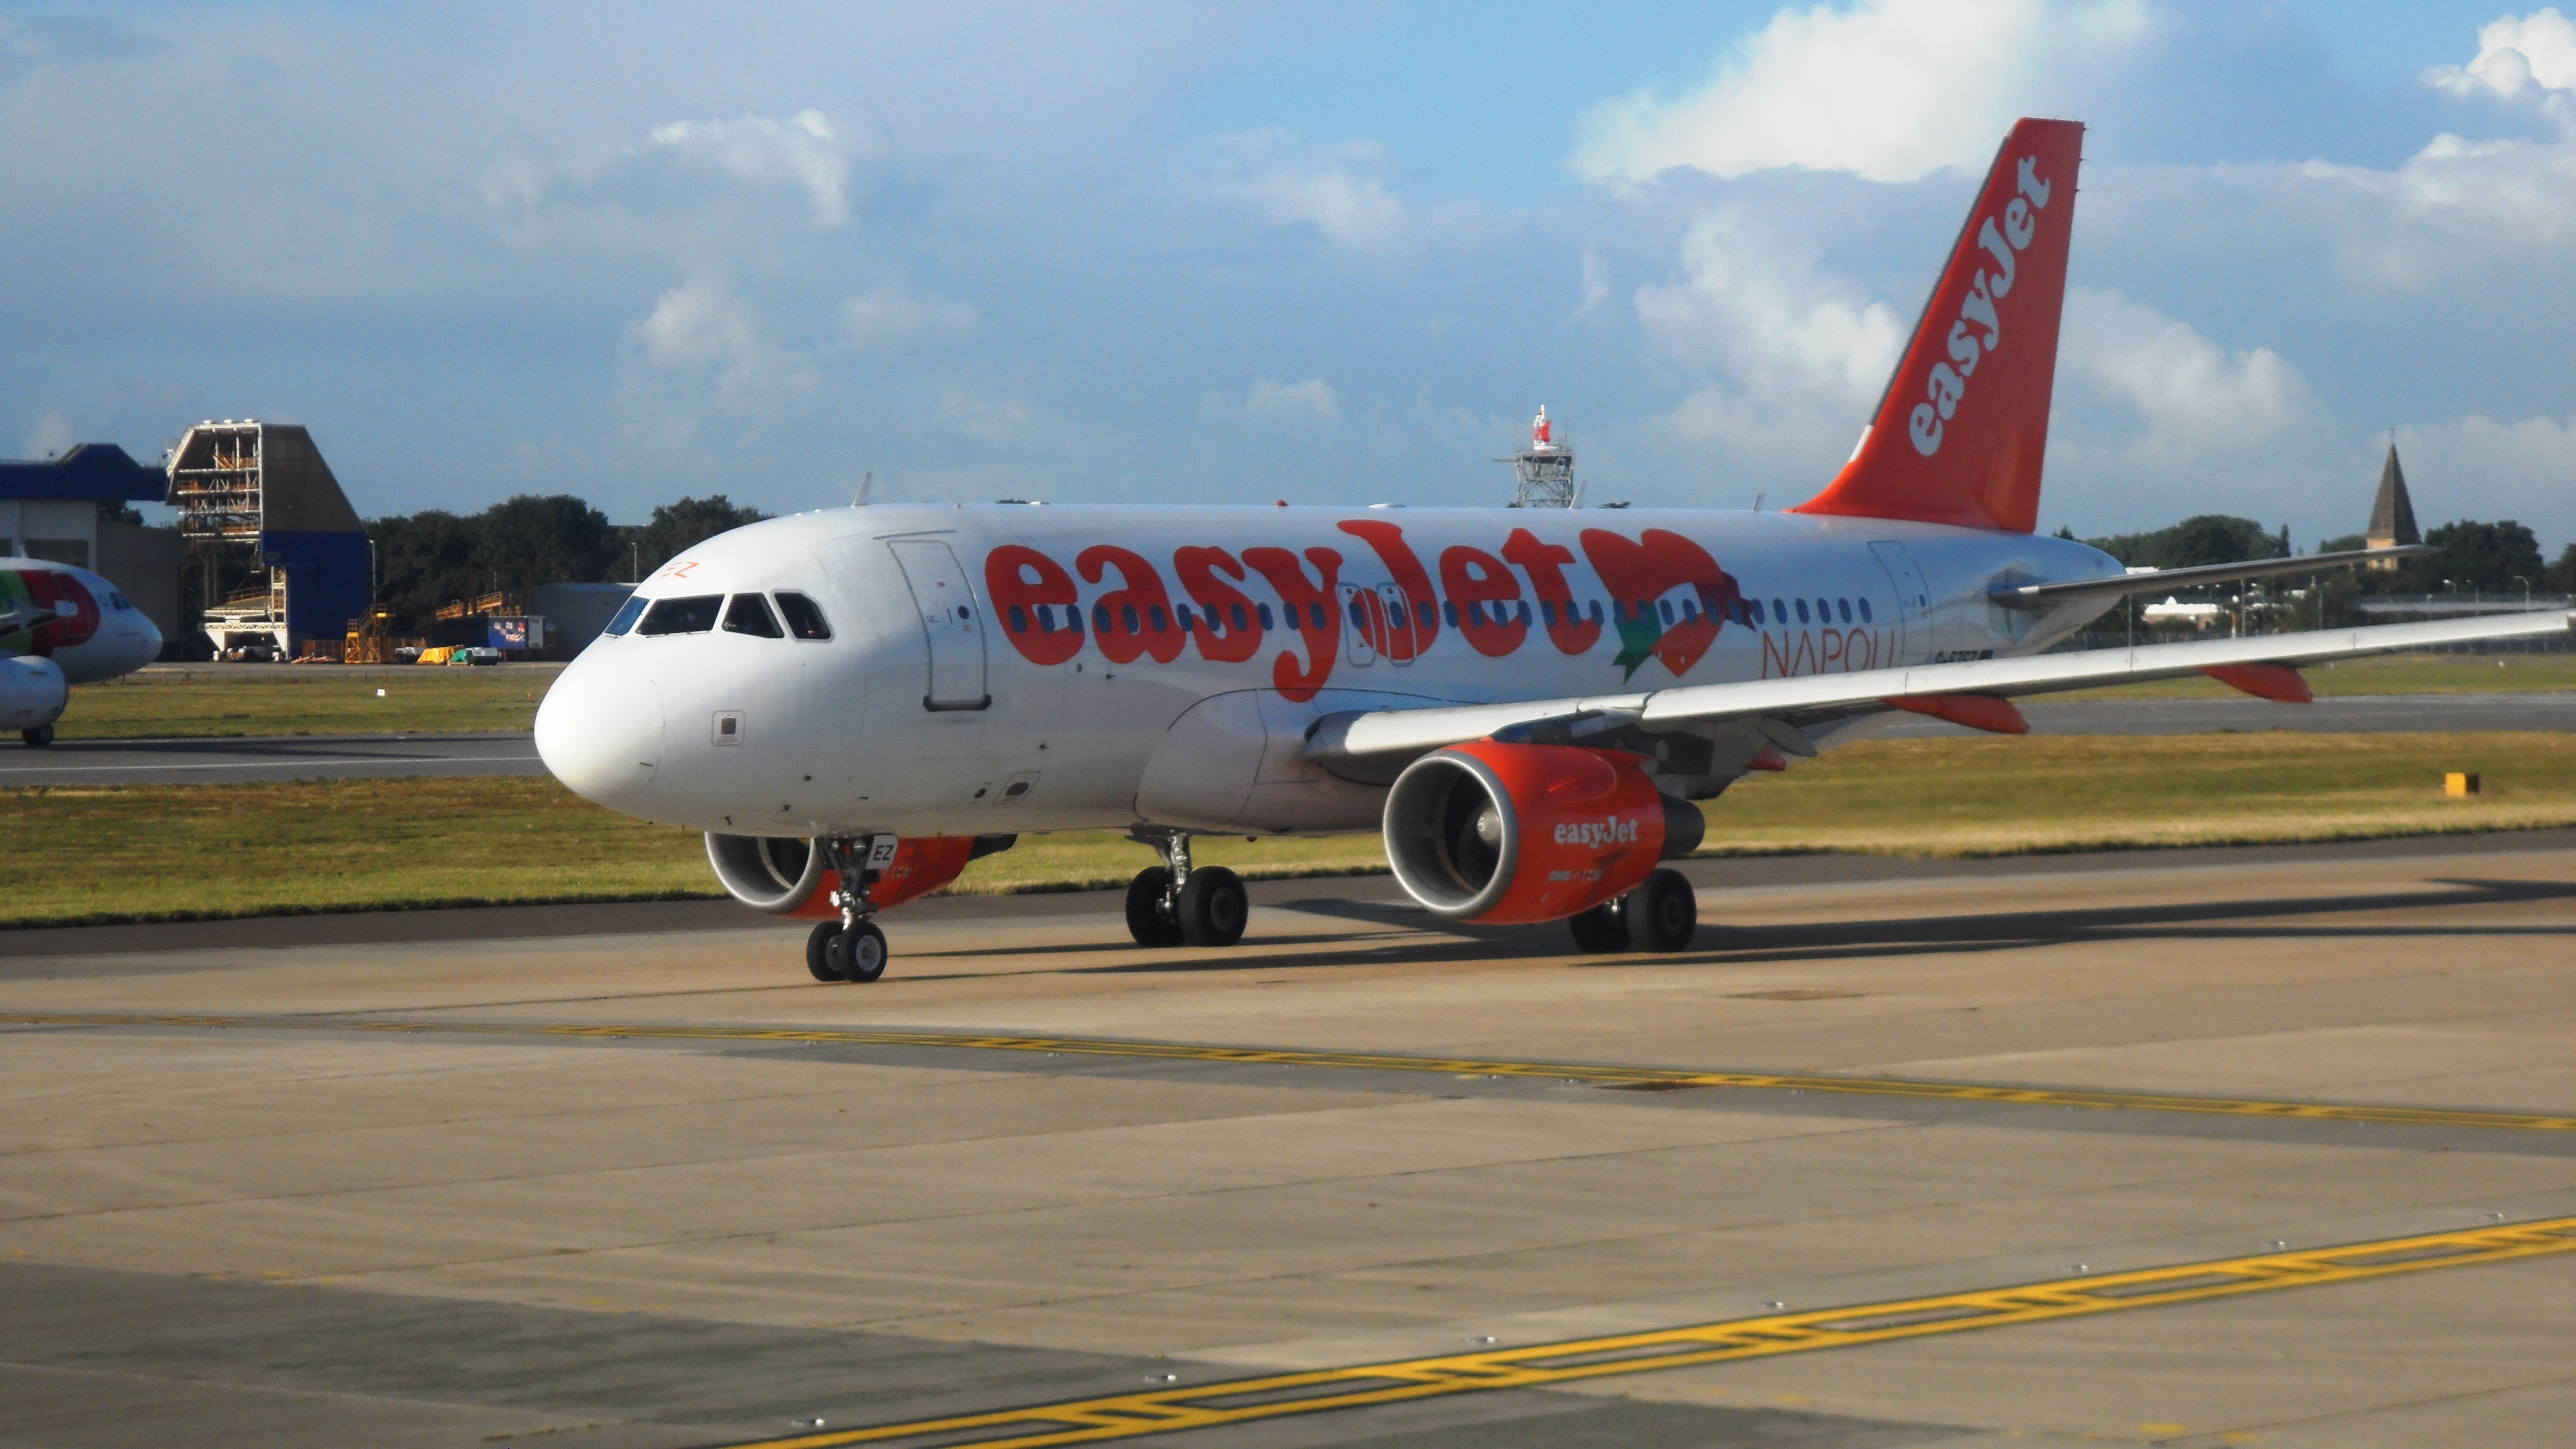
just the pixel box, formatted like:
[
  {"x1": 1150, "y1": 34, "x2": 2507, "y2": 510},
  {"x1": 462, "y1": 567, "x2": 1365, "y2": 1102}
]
[
  {"x1": 774, "y1": 591, "x2": 832, "y2": 640},
  {"x1": 636, "y1": 594, "x2": 723, "y2": 636},
  {"x1": 107, "y1": 591, "x2": 130, "y2": 611},
  {"x1": 604, "y1": 596, "x2": 648, "y2": 636},
  {"x1": 722, "y1": 593, "x2": 783, "y2": 638}
]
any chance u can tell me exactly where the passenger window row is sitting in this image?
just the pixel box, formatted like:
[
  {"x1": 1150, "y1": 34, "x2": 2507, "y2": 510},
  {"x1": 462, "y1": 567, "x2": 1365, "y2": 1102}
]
[
  {"x1": 1003, "y1": 599, "x2": 1341, "y2": 638},
  {"x1": 613, "y1": 590, "x2": 833, "y2": 640},
  {"x1": 1000, "y1": 591, "x2": 1879, "y2": 643}
]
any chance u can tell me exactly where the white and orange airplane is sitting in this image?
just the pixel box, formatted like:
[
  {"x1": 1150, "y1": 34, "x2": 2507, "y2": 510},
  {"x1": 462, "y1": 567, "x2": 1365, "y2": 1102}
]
[{"x1": 536, "y1": 119, "x2": 2569, "y2": 982}]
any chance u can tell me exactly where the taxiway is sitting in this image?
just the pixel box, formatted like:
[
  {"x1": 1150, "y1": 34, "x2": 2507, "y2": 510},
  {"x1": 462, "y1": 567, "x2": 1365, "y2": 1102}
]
[{"x1": 3, "y1": 835, "x2": 2570, "y2": 1446}]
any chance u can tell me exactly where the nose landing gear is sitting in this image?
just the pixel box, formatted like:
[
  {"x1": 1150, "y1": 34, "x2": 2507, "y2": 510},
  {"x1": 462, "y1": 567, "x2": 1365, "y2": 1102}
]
[
  {"x1": 1124, "y1": 831, "x2": 1248, "y2": 948},
  {"x1": 807, "y1": 837, "x2": 896, "y2": 983}
]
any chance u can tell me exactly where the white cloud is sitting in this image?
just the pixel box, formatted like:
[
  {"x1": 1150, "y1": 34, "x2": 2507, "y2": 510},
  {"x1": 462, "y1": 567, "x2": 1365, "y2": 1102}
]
[
  {"x1": 1571, "y1": 0, "x2": 2146, "y2": 186},
  {"x1": 1201, "y1": 377, "x2": 1339, "y2": 424},
  {"x1": 840, "y1": 285, "x2": 979, "y2": 350},
  {"x1": 628, "y1": 271, "x2": 814, "y2": 404},
  {"x1": 2059, "y1": 286, "x2": 2309, "y2": 459},
  {"x1": 648, "y1": 109, "x2": 856, "y2": 227},
  {"x1": 1208, "y1": 129, "x2": 1407, "y2": 250},
  {"x1": 2189, "y1": 130, "x2": 2576, "y2": 290},
  {"x1": 1632, "y1": 210, "x2": 1904, "y2": 463},
  {"x1": 2427, "y1": 7, "x2": 2576, "y2": 129},
  {"x1": 23, "y1": 410, "x2": 78, "y2": 459},
  {"x1": 1577, "y1": 247, "x2": 1613, "y2": 317},
  {"x1": 2394, "y1": 412, "x2": 2576, "y2": 543},
  {"x1": 935, "y1": 387, "x2": 1040, "y2": 446}
]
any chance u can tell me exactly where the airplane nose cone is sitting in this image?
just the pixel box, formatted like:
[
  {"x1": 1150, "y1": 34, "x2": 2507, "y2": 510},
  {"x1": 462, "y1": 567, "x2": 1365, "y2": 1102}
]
[{"x1": 536, "y1": 662, "x2": 665, "y2": 810}]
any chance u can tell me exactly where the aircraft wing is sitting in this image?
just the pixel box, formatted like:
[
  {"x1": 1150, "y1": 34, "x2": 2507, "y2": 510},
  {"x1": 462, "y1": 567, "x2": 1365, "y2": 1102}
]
[
  {"x1": 1987, "y1": 546, "x2": 2429, "y2": 610},
  {"x1": 1304, "y1": 609, "x2": 2573, "y2": 773}
]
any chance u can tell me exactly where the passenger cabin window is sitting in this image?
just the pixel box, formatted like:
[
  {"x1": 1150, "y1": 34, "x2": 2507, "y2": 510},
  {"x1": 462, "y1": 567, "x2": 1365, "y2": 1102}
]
[
  {"x1": 637, "y1": 594, "x2": 723, "y2": 636},
  {"x1": 723, "y1": 594, "x2": 784, "y2": 638},
  {"x1": 604, "y1": 596, "x2": 648, "y2": 636},
  {"x1": 774, "y1": 591, "x2": 833, "y2": 640}
]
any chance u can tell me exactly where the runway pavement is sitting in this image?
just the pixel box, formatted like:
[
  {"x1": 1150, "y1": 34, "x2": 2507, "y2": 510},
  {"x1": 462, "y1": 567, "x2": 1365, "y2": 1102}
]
[
  {"x1": 11, "y1": 692, "x2": 2565, "y2": 786},
  {"x1": 4, "y1": 833, "x2": 2570, "y2": 1446},
  {"x1": 0, "y1": 731, "x2": 547, "y2": 786}
]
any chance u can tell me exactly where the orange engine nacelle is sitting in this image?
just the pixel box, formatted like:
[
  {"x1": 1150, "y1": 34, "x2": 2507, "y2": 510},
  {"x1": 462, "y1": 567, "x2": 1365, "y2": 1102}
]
[
  {"x1": 1382, "y1": 741, "x2": 1704, "y2": 925},
  {"x1": 704, "y1": 834, "x2": 997, "y2": 918}
]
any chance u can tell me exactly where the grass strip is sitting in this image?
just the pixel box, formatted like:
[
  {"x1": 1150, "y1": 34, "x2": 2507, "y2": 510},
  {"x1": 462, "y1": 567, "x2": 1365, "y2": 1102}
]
[
  {"x1": 46, "y1": 650, "x2": 2576, "y2": 742},
  {"x1": 6, "y1": 732, "x2": 2570, "y2": 929},
  {"x1": 56, "y1": 666, "x2": 559, "y2": 740}
]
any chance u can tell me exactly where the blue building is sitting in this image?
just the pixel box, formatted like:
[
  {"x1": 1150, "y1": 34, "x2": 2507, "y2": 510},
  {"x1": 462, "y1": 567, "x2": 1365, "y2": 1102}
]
[{"x1": 0, "y1": 443, "x2": 182, "y2": 642}]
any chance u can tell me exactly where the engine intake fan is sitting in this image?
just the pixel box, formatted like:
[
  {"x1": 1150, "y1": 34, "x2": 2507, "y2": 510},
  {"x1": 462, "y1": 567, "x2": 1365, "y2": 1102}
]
[
  {"x1": 1382, "y1": 741, "x2": 1703, "y2": 924},
  {"x1": 705, "y1": 832, "x2": 1020, "y2": 917},
  {"x1": 705, "y1": 833, "x2": 830, "y2": 913}
]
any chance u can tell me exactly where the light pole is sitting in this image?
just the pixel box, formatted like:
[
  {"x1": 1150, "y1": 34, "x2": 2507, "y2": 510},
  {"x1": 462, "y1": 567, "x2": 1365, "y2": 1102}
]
[{"x1": 2513, "y1": 574, "x2": 2531, "y2": 612}]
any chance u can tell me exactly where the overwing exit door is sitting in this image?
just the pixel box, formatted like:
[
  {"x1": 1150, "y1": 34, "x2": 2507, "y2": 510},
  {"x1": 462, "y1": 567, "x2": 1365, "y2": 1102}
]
[
  {"x1": 887, "y1": 539, "x2": 990, "y2": 711},
  {"x1": 1868, "y1": 540, "x2": 1929, "y2": 664}
]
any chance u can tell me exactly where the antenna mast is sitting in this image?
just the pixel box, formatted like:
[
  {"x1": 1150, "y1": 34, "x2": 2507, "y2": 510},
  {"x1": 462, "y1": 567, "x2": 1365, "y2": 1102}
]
[{"x1": 1498, "y1": 406, "x2": 1579, "y2": 508}]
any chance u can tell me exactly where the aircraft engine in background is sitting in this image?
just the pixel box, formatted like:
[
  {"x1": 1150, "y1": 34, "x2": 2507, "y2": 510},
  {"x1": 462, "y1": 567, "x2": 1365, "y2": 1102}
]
[
  {"x1": 2, "y1": 655, "x2": 69, "y2": 735},
  {"x1": 1381, "y1": 741, "x2": 1703, "y2": 946}
]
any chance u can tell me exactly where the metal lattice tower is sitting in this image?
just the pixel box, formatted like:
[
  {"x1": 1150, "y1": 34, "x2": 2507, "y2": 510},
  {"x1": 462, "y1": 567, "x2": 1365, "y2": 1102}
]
[{"x1": 1501, "y1": 406, "x2": 1578, "y2": 508}]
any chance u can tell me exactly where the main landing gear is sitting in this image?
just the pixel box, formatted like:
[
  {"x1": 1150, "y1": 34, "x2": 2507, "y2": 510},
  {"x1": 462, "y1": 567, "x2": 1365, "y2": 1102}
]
[
  {"x1": 807, "y1": 839, "x2": 892, "y2": 983},
  {"x1": 1124, "y1": 832, "x2": 1248, "y2": 949},
  {"x1": 1566, "y1": 868, "x2": 1697, "y2": 955}
]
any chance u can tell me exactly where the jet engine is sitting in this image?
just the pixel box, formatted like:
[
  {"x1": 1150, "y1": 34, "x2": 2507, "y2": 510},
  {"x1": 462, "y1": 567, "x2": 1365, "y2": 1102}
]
[
  {"x1": 1, "y1": 655, "x2": 69, "y2": 731},
  {"x1": 1382, "y1": 741, "x2": 1704, "y2": 924},
  {"x1": 704, "y1": 832, "x2": 1016, "y2": 917}
]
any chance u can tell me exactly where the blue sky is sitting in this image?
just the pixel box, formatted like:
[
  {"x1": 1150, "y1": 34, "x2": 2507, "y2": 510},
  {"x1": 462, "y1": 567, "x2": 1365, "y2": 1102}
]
[{"x1": 3, "y1": 1, "x2": 2571, "y2": 551}]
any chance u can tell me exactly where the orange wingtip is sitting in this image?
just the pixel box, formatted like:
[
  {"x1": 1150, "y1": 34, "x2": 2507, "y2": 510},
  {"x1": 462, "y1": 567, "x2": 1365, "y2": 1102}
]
[
  {"x1": 1885, "y1": 693, "x2": 2030, "y2": 735},
  {"x1": 2200, "y1": 663, "x2": 2312, "y2": 704}
]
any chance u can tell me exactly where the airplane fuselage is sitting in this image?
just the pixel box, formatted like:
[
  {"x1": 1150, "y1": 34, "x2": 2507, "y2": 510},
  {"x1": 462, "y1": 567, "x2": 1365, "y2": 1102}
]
[{"x1": 537, "y1": 503, "x2": 2123, "y2": 840}]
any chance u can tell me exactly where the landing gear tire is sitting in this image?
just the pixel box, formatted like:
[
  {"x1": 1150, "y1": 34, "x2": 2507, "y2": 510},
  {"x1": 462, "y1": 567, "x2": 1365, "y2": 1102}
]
[
  {"x1": 828, "y1": 920, "x2": 889, "y2": 983},
  {"x1": 22, "y1": 724, "x2": 53, "y2": 748},
  {"x1": 1176, "y1": 866, "x2": 1248, "y2": 948},
  {"x1": 1567, "y1": 901, "x2": 1629, "y2": 954},
  {"x1": 806, "y1": 920, "x2": 845, "y2": 982},
  {"x1": 1622, "y1": 869, "x2": 1697, "y2": 953},
  {"x1": 1124, "y1": 868, "x2": 1186, "y2": 948}
]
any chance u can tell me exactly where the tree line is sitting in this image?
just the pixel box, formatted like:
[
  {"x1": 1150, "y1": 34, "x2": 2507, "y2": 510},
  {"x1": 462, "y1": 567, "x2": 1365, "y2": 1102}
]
[{"x1": 366, "y1": 494, "x2": 768, "y2": 632}]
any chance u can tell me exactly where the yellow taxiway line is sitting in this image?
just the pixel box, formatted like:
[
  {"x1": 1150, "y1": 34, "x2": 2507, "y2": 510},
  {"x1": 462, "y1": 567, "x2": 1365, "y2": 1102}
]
[
  {"x1": 711, "y1": 1217, "x2": 2576, "y2": 1448},
  {"x1": 6, "y1": 1011, "x2": 2574, "y2": 1133}
]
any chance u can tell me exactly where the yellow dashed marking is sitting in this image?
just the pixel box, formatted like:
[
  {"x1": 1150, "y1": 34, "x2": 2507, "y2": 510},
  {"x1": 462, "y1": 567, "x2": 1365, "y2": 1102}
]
[
  {"x1": 6, "y1": 1011, "x2": 2572, "y2": 1133},
  {"x1": 704, "y1": 1218, "x2": 2576, "y2": 1448}
]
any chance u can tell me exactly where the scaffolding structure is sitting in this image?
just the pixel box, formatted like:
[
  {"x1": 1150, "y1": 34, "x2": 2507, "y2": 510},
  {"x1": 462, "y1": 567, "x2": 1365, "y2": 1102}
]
[
  {"x1": 164, "y1": 420, "x2": 368, "y2": 658},
  {"x1": 1499, "y1": 406, "x2": 1579, "y2": 508}
]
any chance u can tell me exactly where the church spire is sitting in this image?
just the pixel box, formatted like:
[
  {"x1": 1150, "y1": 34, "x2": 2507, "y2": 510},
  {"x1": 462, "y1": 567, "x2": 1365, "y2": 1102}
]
[{"x1": 2366, "y1": 438, "x2": 2419, "y2": 550}]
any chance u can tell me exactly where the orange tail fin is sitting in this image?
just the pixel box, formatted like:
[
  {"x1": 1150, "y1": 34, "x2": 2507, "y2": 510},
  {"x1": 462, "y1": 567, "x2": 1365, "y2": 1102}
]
[{"x1": 1794, "y1": 118, "x2": 2084, "y2": 534}]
